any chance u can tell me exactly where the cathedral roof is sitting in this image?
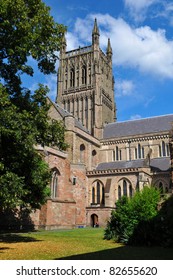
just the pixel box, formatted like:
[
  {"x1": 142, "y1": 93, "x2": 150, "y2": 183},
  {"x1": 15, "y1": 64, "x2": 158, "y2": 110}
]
[
  {"x1": 103, "y1": 114, "x2": 173, "y2": 139},
  {"x1": 54, "y1": 103, "x2": 91, "y2": 134},
  {"x1": 96, "y1": 157, "x2": 170, "y2": 172}
]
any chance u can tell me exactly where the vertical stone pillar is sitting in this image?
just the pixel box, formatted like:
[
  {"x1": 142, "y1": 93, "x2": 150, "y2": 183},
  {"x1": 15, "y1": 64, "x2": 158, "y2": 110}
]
[
  {"x1": 79, "y1": 96, "x2": 82, "y2": 122},
  {"x1": 88, "y1": 95, "x2": 91, "y2": 133},
  {"x1": 82, "y1": 97, "x2": 85, "y2": 126},
  {"x1": 88, "y1": 143, "x2": 92, "y2": 170},
  {"x1": 72, "y1": 132, "x2": 76, "y2": 163}
]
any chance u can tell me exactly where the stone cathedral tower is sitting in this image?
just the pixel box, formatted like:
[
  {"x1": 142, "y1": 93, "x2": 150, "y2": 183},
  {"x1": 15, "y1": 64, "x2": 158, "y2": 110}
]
[{"x1": 56, "y1": 19, "x2": 116, "y2": 139}]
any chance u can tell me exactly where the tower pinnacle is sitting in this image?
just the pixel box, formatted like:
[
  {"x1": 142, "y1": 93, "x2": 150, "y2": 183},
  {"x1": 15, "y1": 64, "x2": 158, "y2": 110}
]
[
  {"x1": 107, "y1": 38, "x2": 112, "y2": 55},
  {"x1": 92, "y1": 18, "x2": 100, "y2": 36},
  {"x1": 92, "y1": 18, "x2": 100, "y2": 46}
]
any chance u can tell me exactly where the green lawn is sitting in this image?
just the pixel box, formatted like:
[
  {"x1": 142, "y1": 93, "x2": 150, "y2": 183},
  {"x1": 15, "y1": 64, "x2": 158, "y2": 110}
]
[{"x1": 0, "y1": 228, "x2": 173, "y2": 260}]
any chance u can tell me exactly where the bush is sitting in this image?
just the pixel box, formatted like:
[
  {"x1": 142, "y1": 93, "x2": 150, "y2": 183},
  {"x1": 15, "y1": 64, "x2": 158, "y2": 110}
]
[
  {"x1": 104, "y1": 186, "x2": 161, "y2": 244},
  {"x1": 129, "y1": 194, "x2": 173, "y2": 247}
]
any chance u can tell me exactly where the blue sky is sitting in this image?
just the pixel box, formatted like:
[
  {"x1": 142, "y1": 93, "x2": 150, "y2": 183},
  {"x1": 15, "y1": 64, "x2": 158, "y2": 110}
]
[{"x1": 33, "y1": 0, "x2": 173, "y2": 121}]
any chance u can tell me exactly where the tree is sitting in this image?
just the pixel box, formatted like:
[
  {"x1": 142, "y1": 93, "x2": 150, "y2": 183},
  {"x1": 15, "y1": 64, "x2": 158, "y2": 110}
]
[
  {"x1": 0, "y1": 0, "x2": 67, "y2": 211},
  {"x1": 104, "y1": 186, "x2": 161, "y2": 244}
]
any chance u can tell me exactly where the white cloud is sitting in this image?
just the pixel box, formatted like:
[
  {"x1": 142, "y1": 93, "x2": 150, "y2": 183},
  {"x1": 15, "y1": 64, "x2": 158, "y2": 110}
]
[
  {"x1": 66, "y1": 32, "x2": 81, "y2": 51},
  {"x1": 115, "y1": 79, "x2": 135, "y2": 97},
  {"x1": 155, "y1": 2, "x2": 173, "y2": 27},
  {"x1": 72, "y1": 14, "x2": 173, "y2": 80},
  {"x1": 124, "y1": 0, "x2": 159, "y2": 21}
]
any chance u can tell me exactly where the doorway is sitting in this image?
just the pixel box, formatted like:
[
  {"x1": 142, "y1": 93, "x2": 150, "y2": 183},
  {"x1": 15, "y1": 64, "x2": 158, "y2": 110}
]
[{"x1": 91, "y1": 214, "x2": 98, "y2": 227}]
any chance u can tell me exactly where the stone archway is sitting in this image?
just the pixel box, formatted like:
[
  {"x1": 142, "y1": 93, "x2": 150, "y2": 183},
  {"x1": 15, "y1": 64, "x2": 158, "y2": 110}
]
[{"x1": 91, "y1": 214, "x2": 98, "y2": 227}]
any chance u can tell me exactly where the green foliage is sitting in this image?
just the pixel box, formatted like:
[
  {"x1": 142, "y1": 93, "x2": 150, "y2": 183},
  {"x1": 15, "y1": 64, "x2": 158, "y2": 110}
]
[
  {"x1": 104, "y1": 186, "x2": 161, "y2": 244},
  {"x1": 158, "y1": 195, "x2": 173, "y2": 247},
  {"x1": 1, "y1": 0, "x2": 66, "y2": 94},
  {"x1": 129, "y1": 194, "x2": 173, "y2": 247},
  {"x1": 130, "y1": 186, "x2": 160, "y2": 220},
  {"x1": 0, "y1": 0, "x2": 67, "y2": 211}
]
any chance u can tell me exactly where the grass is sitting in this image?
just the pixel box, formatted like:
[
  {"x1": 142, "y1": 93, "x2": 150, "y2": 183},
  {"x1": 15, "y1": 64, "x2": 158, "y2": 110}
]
[{"x1": 0, "y1": 228, "x2": 173, "y2": 260}]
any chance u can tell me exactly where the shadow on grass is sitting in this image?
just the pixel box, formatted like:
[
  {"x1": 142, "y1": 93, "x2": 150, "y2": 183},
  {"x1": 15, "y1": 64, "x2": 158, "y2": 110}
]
[
  {"x1": 0, "y1": 233, "x2": 42, "y2": 244},
  {"x1": 0, "y1": 247, "x2": 10, "y2": 252},
  {"x1": 57, "y1": 245, "x2": 173, "y2": 260}
]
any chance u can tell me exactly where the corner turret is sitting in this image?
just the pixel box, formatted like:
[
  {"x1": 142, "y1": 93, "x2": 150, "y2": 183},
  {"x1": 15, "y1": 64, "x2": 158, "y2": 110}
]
[
  {"x1": 92, "y1": 18, "x2": 100, "y2": 46},
  {"x1": 106, "y1": 38, "x2": 112, "y2": 60}
]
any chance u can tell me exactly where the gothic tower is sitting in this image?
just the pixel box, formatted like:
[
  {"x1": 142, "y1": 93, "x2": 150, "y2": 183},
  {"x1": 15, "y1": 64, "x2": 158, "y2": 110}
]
[{"x1": 56, "y1": 19, "x2": 116, "y2": 139}]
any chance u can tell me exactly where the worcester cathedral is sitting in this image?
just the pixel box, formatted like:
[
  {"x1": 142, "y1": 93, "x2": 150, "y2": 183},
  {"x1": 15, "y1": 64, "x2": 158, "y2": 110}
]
[{"x1": 31, "y1": 19, "x2": 173, "y2": 229}]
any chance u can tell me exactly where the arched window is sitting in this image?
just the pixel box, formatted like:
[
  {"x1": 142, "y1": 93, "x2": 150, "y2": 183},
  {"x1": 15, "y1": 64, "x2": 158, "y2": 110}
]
[
  {"x1": 159, "y1": 144, "x2": 161, "y2": 157},
  {"x1": 88, "y1": 67, "x2": 91, "y2": 84},
  {"x1": 166, "y1": 143, "x2": 170, "y2": 156},
  {"x1": 113, "y1": 150, "x2": 115, "y2": 161},
  {"x1": 135, "y1": 148, "x2": 137, "y2": 159},
  {"x1": 63, "y1": 100, "x2": 66, "y2": 110},
  {"x1": 76, "y1": 69, "x2": 79, "y2": 87},
  {"x1": 51, "y1": 169, "x2": 60, "y2": 198},
  {"x1": 160, "y1": 141, "x2": 169, "y2": 157},
  {"x1": 91, "y1": 181, "x2": 105, "y2": 206},
  {"x1": 97, "y1": 182, "x2": 100, "y2": 204},
  {"x1": 101, "y1": 186, "x2": 105, "y2": 205},
  {"x1": 118, "y1": 185, "x2": 121, "y2": 200},
  {"x1": 116, "y1": 146, "x2": 119, "y2": 160},
  {"x1": 76, "y1": 98, "x2": 79, "y2": 118},
  {"x1": 162, "y1": 141, "x2": 166, "y2": 157},
  {"x1": 71, "y1": 99, "x2": 74, "y2": 114},
  {"x1": 119, "y1": 149, "x2": 122, "y2": 160},
  {"x1": 85, "y1": 97, "x2": 88, "y2": 128},
  {"x1": 70, "y1": 68, "x2": 75, "y2": 87},
  {"x1": 65, "y1": 73, "x2": 68, "y2": 89},
  {"x1": 138, "y1": 144, "x2": 141, "y2": 159},
  {"x1": 92, "y1": 150, "x2": 97, "y2": 167},
  {"x1": 82, "y1": 65, "x2": 87, "y2": 85},
  {"x1": 159, "y1": 182, "x2": 164, "y2": 194},
  {"x1": 92, "y1": 187, "x2": 95, "y2": 204},
  {"x1": 80, "y1": 144, "x2": 85, "y2": 163},
  {"x1": 135, "y1": 144, "x2": 144, "y2": 159},
  {"x1": 123, "y1": 180, "x2": 127, "y2": 196},
  {"x1": 129, "y1": 184, "x2": 133, "y2": 198},
  {"x1": 67, "y1": 100, "x2": 70, "y2": 112},
  {"x1": 142, "y1": 147, "x2": 145, "y2": 158}
]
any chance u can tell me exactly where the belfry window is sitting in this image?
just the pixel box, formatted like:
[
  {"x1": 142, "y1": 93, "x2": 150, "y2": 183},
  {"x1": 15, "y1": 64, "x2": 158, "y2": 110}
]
[
  {"x1": 82, "y1": 65, "x2": 87, "y2": 85},
  {"x1": 88, "y1": 67, "x2": 91, "y2": 84},
  {"x1": 70, "y1": 68, "x2": 75, "y2": 87},
  {"x1": 65, "y1": 73, "x2": 68, "y2": 89}
]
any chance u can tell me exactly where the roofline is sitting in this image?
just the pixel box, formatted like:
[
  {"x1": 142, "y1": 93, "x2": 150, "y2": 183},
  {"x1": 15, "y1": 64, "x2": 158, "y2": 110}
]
[{"x1": 105, "y1": 114, "x2": 173, "y2": 127}]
